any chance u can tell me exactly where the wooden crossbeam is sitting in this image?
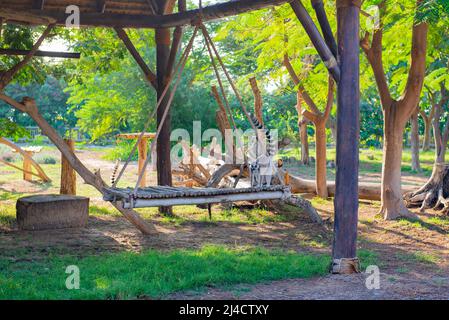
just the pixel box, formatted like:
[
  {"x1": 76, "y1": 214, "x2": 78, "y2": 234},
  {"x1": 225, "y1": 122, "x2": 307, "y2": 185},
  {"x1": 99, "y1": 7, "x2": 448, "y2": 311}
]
[
  {"x1": 0, "y1": 24, "x2": 54, "y2": 90},
  {"x1": 311, "y1": 0, "x2": 338, "y2": 58},
  {"x1": 114, "y1": 27, "x2": 157, "y2": 89},
  {"x1": 4, "y1": 0, "x2": 288, "y2": 29},
  {"x1": 290, "y1": 0, "x2": 340, "y2": 82},
  {"x1": 0, "y1": 48, "x2": 80, "y2": 59}
]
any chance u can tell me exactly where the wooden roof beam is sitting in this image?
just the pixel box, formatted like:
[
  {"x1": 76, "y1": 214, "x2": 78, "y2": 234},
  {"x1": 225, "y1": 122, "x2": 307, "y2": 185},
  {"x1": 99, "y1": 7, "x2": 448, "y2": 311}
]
[
  {"x1": 32, "y1": 0, "x2": 45, "y2": 10},
  {"x1": 96, "y1": 0, "x2": 106, "y2": 13},
  {"x1": 0, "y1": 48, "x2": 80, "y2": 59},
  {"x1": 7, "y1": 0, "x2": 288, "y2": 29}
]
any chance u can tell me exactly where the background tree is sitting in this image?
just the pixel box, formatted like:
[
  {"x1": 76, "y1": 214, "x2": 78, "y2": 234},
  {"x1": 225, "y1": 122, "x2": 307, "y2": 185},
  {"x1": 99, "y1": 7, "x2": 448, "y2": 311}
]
[{"x1": 360, "y1": 0, "x2": 428, "y2": 220}]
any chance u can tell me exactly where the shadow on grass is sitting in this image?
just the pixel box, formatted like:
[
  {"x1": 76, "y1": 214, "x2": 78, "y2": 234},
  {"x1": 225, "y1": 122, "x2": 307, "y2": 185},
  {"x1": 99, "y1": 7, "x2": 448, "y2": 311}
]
[{"x1": 395, "y1": 217, "x2": 448, "y2": 235}]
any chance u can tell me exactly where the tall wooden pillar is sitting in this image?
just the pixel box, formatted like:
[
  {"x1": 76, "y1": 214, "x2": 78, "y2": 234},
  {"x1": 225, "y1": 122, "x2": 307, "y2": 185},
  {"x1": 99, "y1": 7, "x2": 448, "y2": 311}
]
[
  {"x1": 155, "y1": 0, "x2": 173, "y2": 214},
  {"x1": 332, "y1": 0, "x2": 360, "y2": 273},
  {"x1": 23, "y1": 151, "x2": 33, "y2": 181},
  {"x1": 60, "y1": 139, "x2": 77, "y2": 195}
]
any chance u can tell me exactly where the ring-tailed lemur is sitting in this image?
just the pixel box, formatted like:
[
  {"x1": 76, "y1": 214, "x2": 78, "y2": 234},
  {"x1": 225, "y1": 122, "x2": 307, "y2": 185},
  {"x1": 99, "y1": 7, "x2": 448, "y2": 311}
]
[
  {"x1": 110, "y1": 160, "x2": 120, "y2": 186},
  {"x1": 248, "y1": 114, "x2": 277, "y2": 187}
]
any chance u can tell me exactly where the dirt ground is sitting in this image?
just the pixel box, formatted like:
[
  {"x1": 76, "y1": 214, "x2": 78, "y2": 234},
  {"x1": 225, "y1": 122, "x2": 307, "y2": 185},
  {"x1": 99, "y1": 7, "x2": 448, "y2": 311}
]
[
  {"x1": 1, "y1": 199, "x2": 448, "y2": 299},
  {"x1": 1, "y1": 148, "x2": 448, "y2": 300}
]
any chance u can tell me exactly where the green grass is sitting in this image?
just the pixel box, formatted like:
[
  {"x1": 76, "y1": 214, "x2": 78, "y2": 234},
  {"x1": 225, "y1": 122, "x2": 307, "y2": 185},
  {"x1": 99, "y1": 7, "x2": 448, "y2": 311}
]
[
  {"x1": 395, "y1": 251, "x2": 440, "y2": 265},
  {"x1": 89, "y1": 205, "x2": 121, "y2": 217},
  {"x1": 0, "y1": 203, "x2": 15, "y2": 228},
  {"x1": 426, "y1": 216, "x2": 449, "y2": 227},
  {"x1": 358, "y1": 249, "x2": 381, "y2": 269},
  {"x1": 0, "y1": 245, "x2": 329, "y2": 300}
]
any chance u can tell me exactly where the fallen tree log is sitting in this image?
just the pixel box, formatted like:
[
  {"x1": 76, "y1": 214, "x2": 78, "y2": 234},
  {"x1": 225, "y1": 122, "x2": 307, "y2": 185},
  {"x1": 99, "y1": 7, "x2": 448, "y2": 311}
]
[{"x1": 279, "y1": 169, "x2": 415, "y2": 201}]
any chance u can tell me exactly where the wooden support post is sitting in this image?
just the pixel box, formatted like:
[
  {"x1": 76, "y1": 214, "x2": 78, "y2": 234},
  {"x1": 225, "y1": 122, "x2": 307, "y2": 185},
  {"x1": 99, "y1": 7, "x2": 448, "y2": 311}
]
[
  {"x1": 311, "y1": 0, "x2": 338, "y2": 57},
  {"x1": 23, "y1": 151, "x2": 33, "y2": 182},
  {"x1": 60, "y1": 139, "x2": 77, "y2": 195},
  {"x1": 138, "y1": 138, "x2": 148, "y2": 187},
  {"x1": 115, "y1": 27, "x2": 157, "y2": 89},
  {"x1": 332, "y1": 0, "x2": 360, "y2": 274},
  {"x1": 289, "y1": 0, "x2": 340, "y2": 83},
  {"x1": 0, "y1": 137, "x2": 51, "y2": 182},
  {"x1": 156, "y1": 0, "x2": 173, "y2": 215},
  {"x1": 166, "y1": 0, "x2": 186, "y2": 75}
]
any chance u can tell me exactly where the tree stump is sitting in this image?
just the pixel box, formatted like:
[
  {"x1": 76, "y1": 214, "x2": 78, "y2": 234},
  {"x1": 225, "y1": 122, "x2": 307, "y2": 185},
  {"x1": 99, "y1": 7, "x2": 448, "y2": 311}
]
[
  {"x1": 404, "y1": 163, "x2": 449, "y2": 214},
  {"x1": 16, "y1": 195, "x2": 89, "y2": 230}
]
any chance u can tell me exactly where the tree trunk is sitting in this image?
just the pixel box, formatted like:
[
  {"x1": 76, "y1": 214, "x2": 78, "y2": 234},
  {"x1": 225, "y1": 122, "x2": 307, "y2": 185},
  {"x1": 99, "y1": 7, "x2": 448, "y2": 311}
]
[
  {"x1": 433, "y1": 105, "x2": 446, "y2": 164},
  {"x1": 328, "y1": 116, "x2": 337, "y2": 143},
  {"x1": 422, "y1": 116, "x2": 432, "y2": 151},
  {"x1": 406, "y1": 87, "x2": 449, "y2": 212},
  {"x1": 405, "y1": 163, "x2": 449, "y2": 214},
  {"x1": 361, "y1": 2, "x2": 428, "y2": 221},
  {"x1": 249, "y1": 77, "x2": 263, "y2": 126},
  {"x1": 280, "y1": 168, "x2": 415, "y2": 200},
  {"x1": 315, "y1": 122, "x2": 328, "y2": 197},
  {"x1": 410, "y1": 109, "x2": 421, "y2": 172},
  {"x1": 299, "y1": 122, "x2": 309, "y2": 165},
  {"x1": 60, "y1": 138, "x2": 77, "y2": 195},
  {"x1": 379, "y1": 106, "x2": 411, "y2": 219},
  {"x1": 155, "y1": 17, "x2": 173, "y2": 215},
  {"x1": 296, "y1": 91, "x2": 309, "y2": 165}
]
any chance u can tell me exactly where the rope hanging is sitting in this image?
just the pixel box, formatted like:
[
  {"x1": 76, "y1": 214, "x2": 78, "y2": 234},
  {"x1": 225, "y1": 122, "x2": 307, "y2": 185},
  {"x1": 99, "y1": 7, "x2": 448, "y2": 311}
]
[
  {"x1": 112, "y1": 26, "x2": 199, "y2": 188},
  {"x1": 200, "y1": 25, "x2": 257, "y2": 132},
  {"x1": 133, "y1": 27, "x2": 199, "y2": 194},
  {"x1": 202, "y1": 26, "x2": 237, "y2": 131},
  {"x1": 114, "y1": 14, "x2": 271, "y2": 192}
]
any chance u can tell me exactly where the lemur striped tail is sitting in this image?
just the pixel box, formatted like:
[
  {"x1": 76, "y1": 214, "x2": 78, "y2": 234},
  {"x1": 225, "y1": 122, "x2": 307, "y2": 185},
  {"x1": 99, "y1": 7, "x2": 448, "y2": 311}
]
[
  {"x1": 110, "y1": 160, "x2": 120, "y2": 186},
  {"x1": 249, "y1": 114, "x2": 276, "y2": 157}
]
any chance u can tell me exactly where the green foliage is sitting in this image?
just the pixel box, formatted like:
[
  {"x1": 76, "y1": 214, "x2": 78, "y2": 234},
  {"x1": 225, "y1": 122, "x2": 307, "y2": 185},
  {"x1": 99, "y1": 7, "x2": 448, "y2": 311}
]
[
  {"x1": 0, "y1": 245, "x2": 329, "y2": 299},
  {"x1": 0, "y1": 76, "x2": 74, "y2": 136},
  {"x1": 0, "y1": 118, "x2": 30, "y2": 140},
  {"x1": 103, "y1": 140, "x2": 139, "y2": 162}
]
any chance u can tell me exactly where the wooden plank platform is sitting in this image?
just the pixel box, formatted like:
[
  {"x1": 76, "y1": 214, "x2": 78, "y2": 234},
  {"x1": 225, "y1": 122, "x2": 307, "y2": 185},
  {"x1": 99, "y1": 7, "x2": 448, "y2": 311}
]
[{"x1": 103, "y1": 185, "x2": 291, "y2": 209}]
